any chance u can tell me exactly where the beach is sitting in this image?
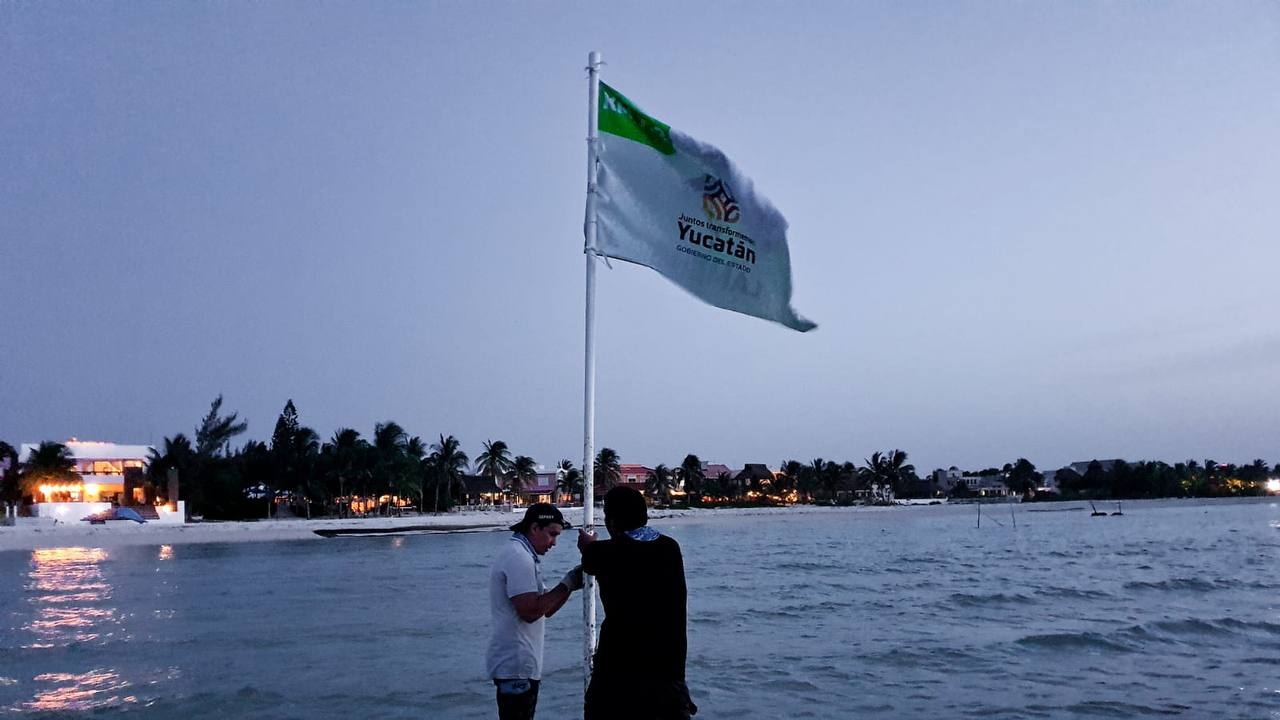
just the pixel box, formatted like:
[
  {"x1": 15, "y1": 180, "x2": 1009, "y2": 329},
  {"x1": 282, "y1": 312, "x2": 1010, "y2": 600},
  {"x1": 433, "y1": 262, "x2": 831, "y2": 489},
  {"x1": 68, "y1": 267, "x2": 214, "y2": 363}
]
[
  {"x1": 0, "y1": 503, "x2": 903, "y2": 552},
  {"x1": 0, "y1": 510, "x2": 517, "y2": 552}
]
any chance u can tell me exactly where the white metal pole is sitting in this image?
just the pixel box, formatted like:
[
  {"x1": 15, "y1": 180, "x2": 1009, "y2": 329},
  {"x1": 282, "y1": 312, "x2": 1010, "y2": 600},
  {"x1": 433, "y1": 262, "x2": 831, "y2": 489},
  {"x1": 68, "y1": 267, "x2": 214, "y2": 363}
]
[{"x1": 581, "y1": 49, "x2": 602, "y2": 701}]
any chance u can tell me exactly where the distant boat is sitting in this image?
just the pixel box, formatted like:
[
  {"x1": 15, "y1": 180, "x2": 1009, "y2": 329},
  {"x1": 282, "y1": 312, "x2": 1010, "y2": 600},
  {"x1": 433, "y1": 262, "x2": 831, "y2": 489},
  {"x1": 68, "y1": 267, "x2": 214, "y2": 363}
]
[
  {"x1": 1110, "y1": 501, "x2": 1123, "y2": 516},
  {"x1": 1089, "y1": 501, "x2": 1107, "y2": 517}
]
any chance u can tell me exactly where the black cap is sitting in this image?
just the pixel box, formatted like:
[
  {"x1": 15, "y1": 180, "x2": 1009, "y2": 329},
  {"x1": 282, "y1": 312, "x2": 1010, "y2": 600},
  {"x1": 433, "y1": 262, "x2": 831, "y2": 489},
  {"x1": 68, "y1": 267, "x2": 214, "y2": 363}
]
[{"x1": 509, "y1": 503, "x2": 571, "y2": 533}]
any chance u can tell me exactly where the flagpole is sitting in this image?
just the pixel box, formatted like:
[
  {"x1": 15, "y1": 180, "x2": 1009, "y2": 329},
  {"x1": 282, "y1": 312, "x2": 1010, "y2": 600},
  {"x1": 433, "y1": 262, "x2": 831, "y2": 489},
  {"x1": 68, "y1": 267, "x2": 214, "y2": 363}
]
[{"x1": 581, "y1": 49, "x2": 602, "y2": 701}]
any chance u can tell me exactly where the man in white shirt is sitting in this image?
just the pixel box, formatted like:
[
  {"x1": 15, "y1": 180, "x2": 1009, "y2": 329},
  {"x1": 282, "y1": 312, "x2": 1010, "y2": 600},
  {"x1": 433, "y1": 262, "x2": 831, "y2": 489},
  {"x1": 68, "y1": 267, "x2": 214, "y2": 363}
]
[{"x1": 486, "y1": 503, "x2": 583, "y2": 720}]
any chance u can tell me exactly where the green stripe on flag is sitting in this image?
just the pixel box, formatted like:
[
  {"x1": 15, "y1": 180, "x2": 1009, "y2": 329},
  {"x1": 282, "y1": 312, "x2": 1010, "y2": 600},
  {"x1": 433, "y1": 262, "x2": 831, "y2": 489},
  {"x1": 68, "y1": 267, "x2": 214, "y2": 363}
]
[{"x1": 599, "y1": 82, "x2": 674, "y2": 155}]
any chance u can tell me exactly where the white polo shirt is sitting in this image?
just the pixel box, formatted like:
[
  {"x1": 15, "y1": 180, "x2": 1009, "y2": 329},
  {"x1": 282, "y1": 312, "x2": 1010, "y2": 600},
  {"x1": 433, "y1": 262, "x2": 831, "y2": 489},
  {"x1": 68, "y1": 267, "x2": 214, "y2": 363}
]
[{"x1": 486, "y1": 534, "x2": 547, "y2": 680}]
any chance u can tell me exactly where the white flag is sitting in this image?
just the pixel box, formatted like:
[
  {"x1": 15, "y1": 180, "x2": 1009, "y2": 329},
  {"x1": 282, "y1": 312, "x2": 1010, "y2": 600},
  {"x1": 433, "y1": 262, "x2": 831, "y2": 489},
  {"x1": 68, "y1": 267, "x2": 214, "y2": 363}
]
[{"x1": 591, "y1": 82, "x2": 816, "y2": 332}]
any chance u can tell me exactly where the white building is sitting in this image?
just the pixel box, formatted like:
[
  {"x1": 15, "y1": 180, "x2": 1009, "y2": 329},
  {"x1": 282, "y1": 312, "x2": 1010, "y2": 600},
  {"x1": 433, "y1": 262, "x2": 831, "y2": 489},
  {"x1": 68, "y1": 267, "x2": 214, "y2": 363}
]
[{"x1": 18, "y1": 440, "x2": 185, "y2": 523}]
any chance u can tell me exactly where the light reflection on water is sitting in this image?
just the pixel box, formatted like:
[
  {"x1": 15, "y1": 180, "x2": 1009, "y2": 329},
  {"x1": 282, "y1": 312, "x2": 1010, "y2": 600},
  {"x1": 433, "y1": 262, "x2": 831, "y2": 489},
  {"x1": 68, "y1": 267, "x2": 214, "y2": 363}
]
[
  {"x1": 17, "y1": 546, "x2": 132, "y2": 712},
  {"x1": 27, "y1": 668, "x2": 136, "y2": 712},
  {"x1": 22, "y1": 548, "x2": 115, "y2": 648}
]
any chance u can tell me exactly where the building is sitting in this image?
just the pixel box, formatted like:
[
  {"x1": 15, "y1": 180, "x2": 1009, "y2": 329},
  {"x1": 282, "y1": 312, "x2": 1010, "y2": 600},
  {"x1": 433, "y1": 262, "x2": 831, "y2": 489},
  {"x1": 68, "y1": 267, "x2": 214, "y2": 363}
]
[
  {"x1": 457, "y1": 474, "x2": 503, "y2": 508},
  {"x1": 515, "y1": 469, "x2": 562, "y2": 505},
  {"x1": 702, "y1": 463, "x2": 733, "y2": 481},
  {"x1": 18, "y1": 440, "x2": 185, "y2": 523},
  {"x1": 733, "y1": 464, "x2": 775, "y2": 497},
  {"x1": 593, "y1": 464, "x2": 651, "y2": 497}
]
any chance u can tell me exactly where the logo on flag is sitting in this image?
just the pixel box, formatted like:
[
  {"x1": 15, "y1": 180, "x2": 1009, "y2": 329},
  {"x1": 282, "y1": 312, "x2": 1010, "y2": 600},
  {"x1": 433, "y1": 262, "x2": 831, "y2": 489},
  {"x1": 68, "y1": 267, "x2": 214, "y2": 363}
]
[{"x1": 702, "y1": 175, "x2": 741, "y2": 225}]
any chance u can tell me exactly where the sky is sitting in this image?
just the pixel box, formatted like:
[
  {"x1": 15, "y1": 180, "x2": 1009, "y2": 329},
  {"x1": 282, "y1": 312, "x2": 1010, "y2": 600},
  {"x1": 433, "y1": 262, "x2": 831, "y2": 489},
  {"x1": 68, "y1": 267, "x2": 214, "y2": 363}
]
[{"x1": 2, "y1": 2, "x2": 1278, "y2": 475}]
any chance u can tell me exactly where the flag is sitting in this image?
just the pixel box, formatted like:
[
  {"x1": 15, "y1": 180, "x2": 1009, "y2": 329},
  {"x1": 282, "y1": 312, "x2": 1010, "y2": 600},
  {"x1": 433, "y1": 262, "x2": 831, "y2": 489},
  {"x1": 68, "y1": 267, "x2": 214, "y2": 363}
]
[{"x1": 591, "y1": 82, "x2": 816, "y2": 332}]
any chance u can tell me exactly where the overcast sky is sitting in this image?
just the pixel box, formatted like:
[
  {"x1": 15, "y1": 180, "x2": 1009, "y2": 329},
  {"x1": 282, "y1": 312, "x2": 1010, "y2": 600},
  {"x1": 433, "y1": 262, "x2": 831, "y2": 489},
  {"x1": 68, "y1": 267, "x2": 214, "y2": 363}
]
[{"x1": 2, "y1": 2, "x2": 1277, "y2": 474}]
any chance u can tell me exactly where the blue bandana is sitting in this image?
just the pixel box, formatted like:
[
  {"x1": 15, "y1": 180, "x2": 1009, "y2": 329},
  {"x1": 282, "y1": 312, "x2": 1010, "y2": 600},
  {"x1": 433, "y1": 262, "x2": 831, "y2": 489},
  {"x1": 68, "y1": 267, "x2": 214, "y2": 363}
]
[{"x1": 624, "y1": 526, "x2": 660, "y2": 542}]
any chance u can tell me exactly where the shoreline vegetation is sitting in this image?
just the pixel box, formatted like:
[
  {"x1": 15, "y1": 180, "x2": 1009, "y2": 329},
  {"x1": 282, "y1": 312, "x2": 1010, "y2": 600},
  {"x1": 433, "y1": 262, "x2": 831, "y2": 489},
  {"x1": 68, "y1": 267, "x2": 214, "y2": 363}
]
[{"x1": 3, "y1": 396, "x2": 1276, "y2": 542}]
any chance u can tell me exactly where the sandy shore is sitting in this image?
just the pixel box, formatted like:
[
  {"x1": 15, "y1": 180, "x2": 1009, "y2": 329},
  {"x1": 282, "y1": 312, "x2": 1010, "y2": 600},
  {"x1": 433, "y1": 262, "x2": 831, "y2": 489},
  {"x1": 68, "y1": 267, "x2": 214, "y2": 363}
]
[
  {"x1": 0, "y1": 511, "x2": 521, "y2": 552},
  {"x1": 0, "y1": 504, "x2": 902, "y2": 552}
]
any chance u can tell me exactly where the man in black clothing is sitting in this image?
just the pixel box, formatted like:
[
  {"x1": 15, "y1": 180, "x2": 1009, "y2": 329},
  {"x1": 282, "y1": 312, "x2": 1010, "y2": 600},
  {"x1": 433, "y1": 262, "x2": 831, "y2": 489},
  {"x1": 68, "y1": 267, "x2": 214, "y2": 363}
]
[{"x1": 577, "y1": 486, "x2": 697, "y2": 720}]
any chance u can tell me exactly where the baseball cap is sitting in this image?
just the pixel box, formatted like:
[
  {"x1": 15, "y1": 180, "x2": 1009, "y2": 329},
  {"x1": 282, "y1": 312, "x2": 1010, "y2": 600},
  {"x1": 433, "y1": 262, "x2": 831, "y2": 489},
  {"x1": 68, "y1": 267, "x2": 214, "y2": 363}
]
[{"x1": 509, "y1": 503, "x2": 572, "y2": 533}]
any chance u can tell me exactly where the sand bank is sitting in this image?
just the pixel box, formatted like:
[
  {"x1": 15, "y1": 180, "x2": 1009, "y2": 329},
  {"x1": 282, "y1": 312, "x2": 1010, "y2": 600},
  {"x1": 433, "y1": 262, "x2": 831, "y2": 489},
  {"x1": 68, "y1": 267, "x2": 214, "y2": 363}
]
[
  {"x1": 0, "y1": 511, "x2": 518, "y2": 552},
  {"x1": 0, "y1": 503, "x2": 904, "y2": 552}
]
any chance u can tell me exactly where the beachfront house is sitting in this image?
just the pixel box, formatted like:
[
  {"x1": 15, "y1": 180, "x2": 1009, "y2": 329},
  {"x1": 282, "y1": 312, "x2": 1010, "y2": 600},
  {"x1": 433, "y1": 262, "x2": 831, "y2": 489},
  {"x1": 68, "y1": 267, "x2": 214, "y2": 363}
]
[
  {"x1": 734, "y1": 463, "x2": 775, "y2": 499},
  {"x1": 593, "y1": 458, "x2": 655, "y2": 499},
  {"x1": 457, "y1": 474, "x2": 504, "y2": 508},
  {"x1": 514, "y1": 469, "x2": 561, "y2": 506},
  {"x1": 18, "y1": 440, "x2": 186, "y2": 524}
]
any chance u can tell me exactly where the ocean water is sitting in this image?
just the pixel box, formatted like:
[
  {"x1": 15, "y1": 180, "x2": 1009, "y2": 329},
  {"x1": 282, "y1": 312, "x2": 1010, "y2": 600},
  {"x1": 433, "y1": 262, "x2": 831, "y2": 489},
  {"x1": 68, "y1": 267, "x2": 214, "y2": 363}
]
[{"x1": 1, "y1": 498, "x2": 1278, "y2": 719}]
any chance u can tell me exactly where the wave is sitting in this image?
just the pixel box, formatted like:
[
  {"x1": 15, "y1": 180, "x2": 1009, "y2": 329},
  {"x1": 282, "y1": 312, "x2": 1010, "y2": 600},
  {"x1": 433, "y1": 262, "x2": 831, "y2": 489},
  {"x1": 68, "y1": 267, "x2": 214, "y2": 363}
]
[
  {"x1": 1036, "y1": 586, "x2": 1115, "y2": 601},
  {"x1": 1016, "y1": 632, "x2": 1136, "y2": 653},
  {"x1": 949, "y1": 591, "x2": 1035, "y2": 607},
  {"x1": 1122, "y1": 577, "x2": 1223, "y2": 592}
]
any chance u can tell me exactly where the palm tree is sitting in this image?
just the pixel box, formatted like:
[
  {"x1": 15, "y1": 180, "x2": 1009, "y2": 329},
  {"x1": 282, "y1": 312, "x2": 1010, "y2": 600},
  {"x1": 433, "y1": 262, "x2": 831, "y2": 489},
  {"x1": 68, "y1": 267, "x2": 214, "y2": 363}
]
[
  {"x1": 427, "y1": 434, "x2": 469, "y2": 512},
  {"x1": 555, "y1": 459, "x2": 583, "y2": 505},
  {"x1": 810, "y1": 458, "x2": 842, "y2": 503},
  {"x1": 861, "y1": 452, "x2": 889, "y2": 502},
  {"x1": 594, "y1": 448, "x2": 621, "y2": 495},
  {"x1": 885, "y1": 449, "x2": 916, "y2": 498},
  {"x1": 147, "y1": 434, "x2": 197, "y2": 510},
  {"x1": 678, "y1": 454, "x2": 704, "y2": 503},
  {"x1": 400, "y1": 436, "x2": 427, "y2": 512},
  {"x1": 645, "y1": 464, "x2": 676, "y2": 507},
  {"x1": 475, "y1": 440, "x2": 515, "y2": 499},
  {"x1": 511, "y1": 455, "x2": 538, "y2": 502},
  {"x1": 862, "y1": 449, "x2": 916, "y2": 502},
  {"x1": 371, "y1": 422, "x2": 409, "y2": 514},
  {"x1": 779, "y1": 460, "x2": 805, "y2": 502},
  {"x1": 795, "y1": 461, "x2": 819, "y2": 503},
  {"x1": 19, "y1": 441, "x2": 78, "y2": 501},
  {"x1": 320, "y1": 428, "x2": 370, "y2": 517}
]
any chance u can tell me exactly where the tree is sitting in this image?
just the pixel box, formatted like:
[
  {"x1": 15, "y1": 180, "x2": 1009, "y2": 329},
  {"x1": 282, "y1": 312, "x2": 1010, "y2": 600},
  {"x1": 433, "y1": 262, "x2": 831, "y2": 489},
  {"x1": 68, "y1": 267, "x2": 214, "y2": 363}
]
[
  {"x1": 1053, "y1": 466, "x2": 1083, "y2": 496},
  {"x1": 594, "y1": 448, "x2": 621, "y2": 494},
  {"x1": 809, "y1": 458, "x2": 842, "y2": 503},
  {"x1": 147, "y1": 434, "x2": 197, "y2": 510},
  {"x1": 778, "y1": 460, "x2": 806, "y2": 502},
  {"x1": 370, "y1": 421, "x2": 410, "y2": 514},
  {"x1": 266, "y1": 400, "x2": 321, "y2": 518},
  {"x1": 1080, "y1": 460, "x2": 1108, "y2": 497},
  {"x1": 476, "y1": 440, "x2": 515, "y2": 499},
  {"x1": 556, "y1": 459, "x2": 583, "y2": 505},
  {"x1": 195, "y1": 395, "x2": 248, "y2": 457},
  {"x1": 1004, "y1": 458, "x2": 1042, "y2": 497},
  {"x1": 267, "y1": 400, "x2": 299, "y2": 519},
  {"x1": 402, "y1": 435, "x2": 428, "y2": 509},
  {"x1": 18, "y1": 441, "x2": 78, "y2": 501},
  {"x1": 678, "y1": 454, "x2": 704, "y2": 503},
  {"x1": 794, "y1": 461, "x2": 820, "y2": 503},
  {"x1": 511, "y1": 455, "x2": 538, "y2": 500},
  {"x1": 320, "y1": 428, "x2": 370, "y2": 517},
  {"x1": 427, "y1": 434, "x2": 469, "y2": 512},
  {"x1": 861, "y1": 450, "x2": 915, "y2": 503},
  {"x1": 645, "y1": 464, "x2": 676, "y2": 507}
]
